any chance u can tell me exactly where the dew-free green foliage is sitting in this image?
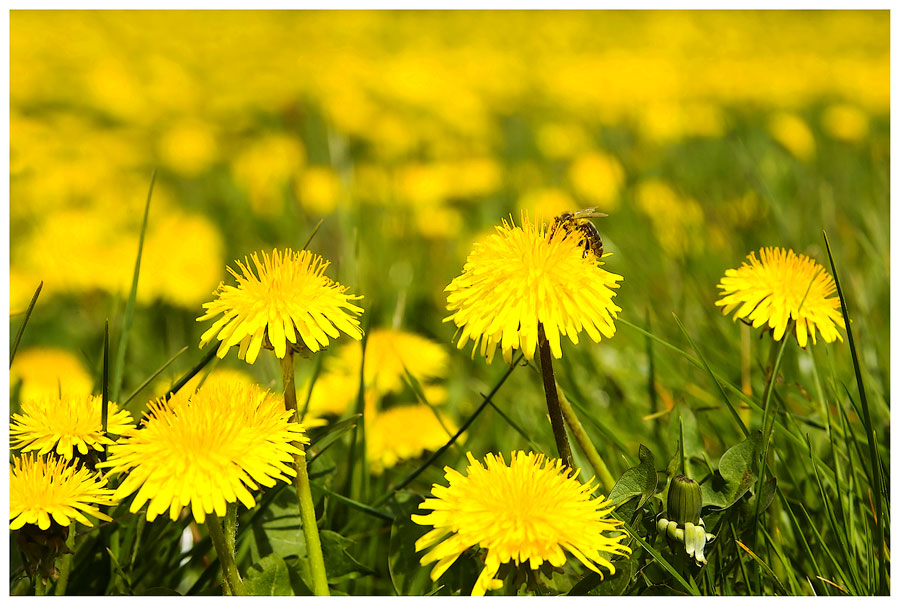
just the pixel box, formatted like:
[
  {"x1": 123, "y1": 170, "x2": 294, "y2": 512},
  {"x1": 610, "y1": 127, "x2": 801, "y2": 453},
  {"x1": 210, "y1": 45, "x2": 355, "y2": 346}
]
[{"x1": 9, "y1": 10, "x2": 889, "y2": 597}]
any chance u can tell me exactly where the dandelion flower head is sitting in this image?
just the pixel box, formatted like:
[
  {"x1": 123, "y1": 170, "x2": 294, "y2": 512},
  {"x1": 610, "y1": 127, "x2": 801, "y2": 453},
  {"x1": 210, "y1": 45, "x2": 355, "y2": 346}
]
[
  {"x1": 10, "y1": 453, "x2": 116, "y2": 530},
  {"x1": 11, "y1": 394, "x2": 134, "y2": 460},
  {"x1": 445, "y1": 214, "x2": 622, "y2": 363},
  {"x1": 198, "y1": 248, "x2": 364, "y2": 364},
  {"x1": 413, "y1": 451, "x2": 631, "y2": 596},
  {"x1": 366, "y1": 404, "x2": 457, "y2": 474},
  {"x1": 716, "y1": 247, "x2": 845, "y2": 347},
  {"x1": 101, "y1": 381, "x2": 307, "y2": 523},
  {"x1": 10, "y1": 346, "x2": 94, "y2": 402},
  {"x1": 325, "y1": 328, "x2": 449, "y2": 396}
]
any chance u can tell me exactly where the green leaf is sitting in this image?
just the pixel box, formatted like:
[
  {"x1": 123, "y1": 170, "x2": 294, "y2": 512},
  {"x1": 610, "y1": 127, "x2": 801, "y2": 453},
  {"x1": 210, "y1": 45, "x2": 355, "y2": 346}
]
[
  {"x1": 244, "y1": 554, "x2": 294, "y2": 596},
  {"x1": 609, "y1": 444, "x2": 657, "y2": 510},
  {"x1": 703, "y1": 431, "x2": 762, "y2": 510},
  {"x1": 319, "y1": 530, "x2": 374, "y2": 581},
  {"x1": 569, "y1": 555, "x2": 633, "y2": 595},
  {"x1": 388, "y1": 496, "x2": 434, "y2": 596},
  {"x1": 249, "y1": 486, "x2": 307, "y2": 562},
  {"x1": 667, "y1": 406, "x2": 703, "y2": 479}
]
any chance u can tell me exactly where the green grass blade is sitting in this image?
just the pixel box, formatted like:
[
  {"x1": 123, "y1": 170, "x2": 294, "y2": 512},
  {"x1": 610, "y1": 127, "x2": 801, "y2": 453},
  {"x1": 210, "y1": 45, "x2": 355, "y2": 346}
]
[
  {"x1": 373, "y1": 353, "x2": 523, "y2": 507},
  {"x1": 163, "y1": 347, "x2": 218, "y2": 400},
  {"x1": 121, "y1": 346, "x2": 188, "y2": 408},
  {"x1": 9, "y1": 280, "x2": 42, "y2": 368},
  {"x1": 111, "y1": 170, "x2": 156, "y2": 403},
  {"x1": 620, "y1": 520, "x2": 698, "y2": 596},
  {"x1": 822, "y1": 231, "x2": 886, "y2": 594},
  {"x1": 672, "y1": 313, "x2": 749, "y2": 437},
  {"x1": 315, "y1": 482, "x2": 393, "y2": 522},
  {"x1": 101, "y1": 320, "x2": 110, "y2": 451},
  {"x1": 302, "y1": 217, "x2": 325, "y2": 250},
  {"x1": 803, "y1": 434, "x2": 860, "y2": 593}
]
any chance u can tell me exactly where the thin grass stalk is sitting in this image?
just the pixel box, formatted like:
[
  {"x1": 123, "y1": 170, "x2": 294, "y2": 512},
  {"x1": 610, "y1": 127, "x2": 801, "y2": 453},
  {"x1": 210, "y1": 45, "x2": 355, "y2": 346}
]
[
  {"x1": 751, "y1": 328, "x2": 790, "y2": 593},
  {"x1": 556, "y1": 387, "x2": 615, "y2": 493},
  {"x1": 537, "y1": 323, "x2": 573, "y2": 469},
  {"x1": 373, "y1": 352, "x2": 524, "y2": 507},
  {"x1": 280, "y1": 350, "x2": 330, "y2": 596},
  {"x1": 206, "y1": 513, "x2": 247, "y2": 596},
  {"x1": 10, "y1": 281, "x2": 42, "y2": 368},
  {"x1": 823, "y1": 231, "x2": 886, "y2": 594},
  {"x1": 111, "y1": 170, "x2": 156, "y2": 403}
]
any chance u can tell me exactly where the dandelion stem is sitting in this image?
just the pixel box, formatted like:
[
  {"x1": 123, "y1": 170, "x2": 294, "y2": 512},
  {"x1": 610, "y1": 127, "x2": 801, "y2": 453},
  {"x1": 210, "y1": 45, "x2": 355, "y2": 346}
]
[
  {"x1": 537, "y1": 324, "x2": 573, "y2": 469},
  {"x1": 751, "y1": 325, "x2": 791, "y2": 593},
  {"x1": 280, "y1": 351, "x2": 330, "y2": 597},
  {"x1": 557, "y1": 387, "x2": 615, "y2": 493},
  {"x1": 207, "y1": 513, "x2": 247, "y2": 596},
  {"x1": 54, "y1": 524, "x2": 76, "y2": 595}
]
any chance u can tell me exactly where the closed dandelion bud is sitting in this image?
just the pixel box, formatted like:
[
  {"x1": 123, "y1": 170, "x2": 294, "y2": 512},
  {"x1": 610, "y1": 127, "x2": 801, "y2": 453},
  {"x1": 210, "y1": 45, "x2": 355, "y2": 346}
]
[{"x1": 667, "y1": 474, "x2": 702, "y2": 526}]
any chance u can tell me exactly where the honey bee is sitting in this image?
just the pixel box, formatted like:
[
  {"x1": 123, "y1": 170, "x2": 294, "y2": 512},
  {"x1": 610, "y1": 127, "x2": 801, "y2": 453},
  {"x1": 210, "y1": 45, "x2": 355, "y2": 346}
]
[{"x1": 550, "y1": 208, "x2": 607, "y2": 259}]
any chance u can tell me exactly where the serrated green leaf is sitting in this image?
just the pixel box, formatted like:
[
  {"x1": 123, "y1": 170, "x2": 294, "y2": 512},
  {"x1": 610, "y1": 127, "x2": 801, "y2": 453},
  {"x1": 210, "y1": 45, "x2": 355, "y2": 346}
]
[
  {"x1": 703, "y1": 431, "x2": 762, "y2": 510},
  {"x1": 609, "y1": 444, "x2": 657, "y2": 510},
  {"x1": 320, "y1": 530, "x2": 374, "y2": 580},
  {"x1": 244, "y1": 553, "x2": 293, "y2": 596}
]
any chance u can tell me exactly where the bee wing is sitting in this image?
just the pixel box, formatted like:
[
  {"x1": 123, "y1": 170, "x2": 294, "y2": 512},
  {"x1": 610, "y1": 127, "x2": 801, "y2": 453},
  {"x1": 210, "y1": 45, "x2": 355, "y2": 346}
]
[{"x1": 572, "y1": 207, "x2": 608, "y2": 219}]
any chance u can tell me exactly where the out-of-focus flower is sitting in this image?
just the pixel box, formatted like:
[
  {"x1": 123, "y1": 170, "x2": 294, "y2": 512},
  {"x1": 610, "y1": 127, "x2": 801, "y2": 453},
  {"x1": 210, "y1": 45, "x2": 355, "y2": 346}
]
[
  {"x1": 716, "y1": 247, "x2": 845, "y2": 347},
  {"x1": 821, "y1": 104, "x2": 869, "y2": 142},
  {"x1": 11, "y1": 395, "x2": 133, "y2": 461},
  {"x1": 304, "y1": 327, "x2": 449, "y2": 418},
  {"x1": 634, "y1": 179, "x2": 705, "y2": 258},
  {"x1": 10, "y1": 347, "x2": 94, "y2": 402},
  {"x1": 198, "y1": 248, "x2": 364, "y2": 364},
  {"x1": 232, "y1": 134, "x2": 306, "y2": 217},
  {"x1": 330, "y1": 328, "x2": 448, "y2": 395},
  {"x1": 638, "y1": 102, "x2": 725, "y2": 144},
  {"x1": 769, "y1": 112, "x2": 816, "y2": 161},
  {"x1": 413, "y1": 451, "x2": 631, "y2": 596},
  {"x1": 10, "y1": 453, "x2": 116, "y2": 530},
  {"x1": 296, "y1": 166, "x2": 342, "y2": 215},
  {"x1": 568, "y1": 151, "x2": 625, "y2": 210},
  {"x1": 517, "y1": 188, "x2": 576, "y2": 225},
  {"x1": 445, "y1": 214, "x2": 622, "y2": 363},
  {"x1": 536, "y1": 122, "x2": 590, "y2": 160},
  {"x1": 101, "y1": 381, "x2": 307, "y2": 523},
  {"x1": 366, "y1": 404, "x2": 456, "y2": 474},
  {"x1": 157, "y1": 120, "x2": 218, "y2": 177}
]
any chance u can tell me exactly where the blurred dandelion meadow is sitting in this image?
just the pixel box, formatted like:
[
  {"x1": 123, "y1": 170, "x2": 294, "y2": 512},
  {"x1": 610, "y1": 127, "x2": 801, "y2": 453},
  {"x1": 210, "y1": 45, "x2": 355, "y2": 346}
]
[{"x1": 8, "y1": 9, "x2": 889, "y2": 596}]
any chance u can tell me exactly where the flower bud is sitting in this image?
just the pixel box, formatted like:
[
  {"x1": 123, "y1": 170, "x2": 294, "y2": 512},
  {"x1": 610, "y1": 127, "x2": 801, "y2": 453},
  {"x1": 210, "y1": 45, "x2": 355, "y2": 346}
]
[{"x1": 667, "y1": 474, "x2": 702, "y2": 526}]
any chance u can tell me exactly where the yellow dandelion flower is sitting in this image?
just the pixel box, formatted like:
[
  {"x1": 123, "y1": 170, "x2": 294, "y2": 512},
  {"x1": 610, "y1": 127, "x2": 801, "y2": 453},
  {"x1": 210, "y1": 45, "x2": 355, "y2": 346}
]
[
  {"x1": 197, "y1": 248, "x2": 364, "y2": 365},
  {"x1": 10, "y1": 453, "x2": 116, "y2": 530},
  {"x1": 413, "y1": 451, "x2": 631, "y2": 596},
  {"x1": 366, "y1": 404, "x2": 457, "y2": 474},
  {"x1": 822, "y1": 104, "x2": 869, "y2": 143},
  {"x1": 445, "y1": 215, "x2": 622, "y2": 364},
  {"x1": 769, "y1": 112, "x2": 815, "y2": 162},
  {"x1": 11, "y1": 395, "x2": 134, "y2": 460},
  {"x1": 100, "y1": 381, "x2": 307, "y2": 523},
  {"x1": 715, "y1": 247, "x2": 845, "y2": 347},
  {"x1": 10, "y1": 347, "x2": 94, "y2": 402},
  {"x1": 328, "y1": 328, "x2": 449, "y2": 396}
]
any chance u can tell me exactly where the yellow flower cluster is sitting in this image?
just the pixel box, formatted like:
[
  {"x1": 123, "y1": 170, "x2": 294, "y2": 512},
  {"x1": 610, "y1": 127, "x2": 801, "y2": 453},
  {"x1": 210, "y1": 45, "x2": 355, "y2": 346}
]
[{"x1": 9, "y1": 11, "x2": 888, "y2": 311}]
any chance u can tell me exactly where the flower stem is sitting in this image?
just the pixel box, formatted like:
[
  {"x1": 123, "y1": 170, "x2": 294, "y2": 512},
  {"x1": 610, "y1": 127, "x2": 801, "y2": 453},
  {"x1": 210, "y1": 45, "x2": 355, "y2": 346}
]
[
  {"x1": 54, "y1": 524, "x2": 76, "y2": 595},
  {"x1": 280, "y1": 351, "x2": 330, "y2": 597},
  {"x1": 537, "y1": 324, "x2": 573, "y2": 469},
  {"x1": 207, "y1": 513, "x2": 247, "y2": 596},
  {"x1": 556, "y1": 387, "x2": 615, "y2": 493}
]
